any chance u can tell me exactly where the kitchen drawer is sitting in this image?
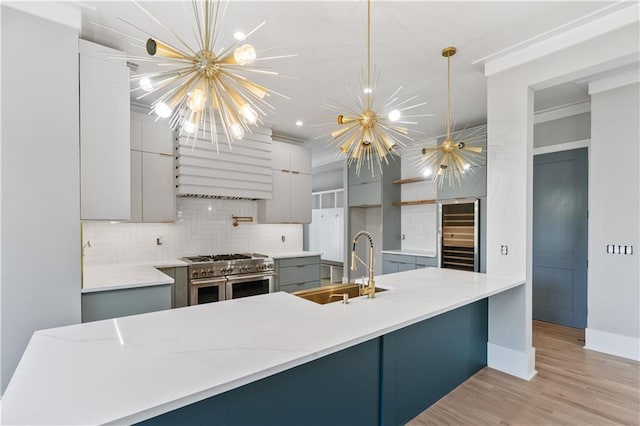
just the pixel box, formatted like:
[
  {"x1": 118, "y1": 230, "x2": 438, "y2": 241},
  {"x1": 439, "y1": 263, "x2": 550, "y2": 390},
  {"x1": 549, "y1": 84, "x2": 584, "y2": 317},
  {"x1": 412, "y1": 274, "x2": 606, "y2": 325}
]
[
  {"x1": 416, "y1": 256, "x2": 437, "y2": 268},
  {"x1": 382, "y1": 253, "x2": 416, "y2": 264},
  {"x1": 280, "y1": 280, "x2": 321, "y2": 293},
  {"x1": 279, "y1": 263, "x2": 321, "y2": 286},
  {"x1": 277, "y1": 256, "x2": 320, "y2": 268}
]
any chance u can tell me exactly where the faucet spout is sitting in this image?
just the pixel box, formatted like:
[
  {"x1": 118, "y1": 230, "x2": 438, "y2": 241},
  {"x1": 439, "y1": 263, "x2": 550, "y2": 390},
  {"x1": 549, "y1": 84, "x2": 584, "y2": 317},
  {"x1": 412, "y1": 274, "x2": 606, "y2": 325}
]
[{"x1": 351, "y1": 231, "x2": 376, "y2": 299}]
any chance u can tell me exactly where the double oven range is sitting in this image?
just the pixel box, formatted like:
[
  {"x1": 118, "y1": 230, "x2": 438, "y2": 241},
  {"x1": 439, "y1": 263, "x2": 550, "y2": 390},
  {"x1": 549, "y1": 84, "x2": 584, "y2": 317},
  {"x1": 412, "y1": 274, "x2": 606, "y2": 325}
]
[{"x1": 182, "y1": 253, "x2": 275, "y2": 305}]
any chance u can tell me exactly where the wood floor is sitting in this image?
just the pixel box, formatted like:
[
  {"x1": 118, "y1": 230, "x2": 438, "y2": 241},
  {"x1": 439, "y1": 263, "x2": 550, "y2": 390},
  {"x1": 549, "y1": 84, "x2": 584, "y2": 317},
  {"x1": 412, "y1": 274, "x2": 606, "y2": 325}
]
[{"x1": 409, "y1": 321, "x2": 640, "y2": 425}]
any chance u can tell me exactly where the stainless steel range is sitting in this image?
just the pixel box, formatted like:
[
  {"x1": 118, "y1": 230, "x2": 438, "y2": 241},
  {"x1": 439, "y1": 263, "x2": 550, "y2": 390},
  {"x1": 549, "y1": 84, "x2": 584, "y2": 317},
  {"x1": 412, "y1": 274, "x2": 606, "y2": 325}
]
[{"x1": 182, "y1": 253, "x2": 274, "y2": 305}]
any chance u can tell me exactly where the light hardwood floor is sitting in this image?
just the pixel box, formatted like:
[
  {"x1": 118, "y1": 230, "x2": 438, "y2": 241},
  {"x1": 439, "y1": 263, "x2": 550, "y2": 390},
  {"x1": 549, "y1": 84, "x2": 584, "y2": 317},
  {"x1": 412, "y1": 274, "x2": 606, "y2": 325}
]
[{"x1": 409, "y1": 321, "x2": 640, "y2": 425}]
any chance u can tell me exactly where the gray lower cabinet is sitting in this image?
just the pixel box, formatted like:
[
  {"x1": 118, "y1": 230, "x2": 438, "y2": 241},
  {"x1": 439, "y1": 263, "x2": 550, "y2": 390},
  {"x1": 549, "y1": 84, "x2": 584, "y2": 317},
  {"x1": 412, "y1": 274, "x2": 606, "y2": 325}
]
[
  {"x1": 275, "y1": 256, "x2": 321, "y2": 293},
  {"x1": 158, "y1": 266, "x2": 188, "y2": 308},
  {"x1": 81, "y1": 285, "x2": 171, "y2": 323},
  {"x1": 382, "y1": 253, "x2": 437, "y2": 274},
  {"x1": 416, "y1": 256, "x2": 438, "y2": 269}
]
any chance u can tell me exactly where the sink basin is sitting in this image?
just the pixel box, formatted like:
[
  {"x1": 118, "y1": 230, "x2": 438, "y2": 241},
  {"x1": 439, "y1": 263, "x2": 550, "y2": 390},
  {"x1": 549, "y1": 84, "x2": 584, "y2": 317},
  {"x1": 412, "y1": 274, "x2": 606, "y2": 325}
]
[{"x1": 292, "y1": 283, "x2": 387, "y2": 305}]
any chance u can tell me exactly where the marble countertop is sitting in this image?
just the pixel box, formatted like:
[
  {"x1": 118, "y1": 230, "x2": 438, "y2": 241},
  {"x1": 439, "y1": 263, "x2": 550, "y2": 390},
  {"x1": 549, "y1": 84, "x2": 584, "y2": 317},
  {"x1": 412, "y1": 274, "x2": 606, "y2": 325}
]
[
  {"x1": 82, "y1": 260, "x2": 188, "y2": 293},
  {"x1": 382, "y1": 249, "x2": 437, "y2": 257},
  {"x1": 3, "y1": 268, "x2": 524, "y2": 425},
  {"x1": 270, "y1": 251, "x2": 323, "y2": 259}
]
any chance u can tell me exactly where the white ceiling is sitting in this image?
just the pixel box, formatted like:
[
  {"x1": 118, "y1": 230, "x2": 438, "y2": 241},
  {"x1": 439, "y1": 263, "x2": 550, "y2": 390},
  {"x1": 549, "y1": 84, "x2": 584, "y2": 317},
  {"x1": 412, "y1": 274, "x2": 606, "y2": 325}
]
[{"x1": 78, "y1": 0, "x2": 618, "y2": 167}]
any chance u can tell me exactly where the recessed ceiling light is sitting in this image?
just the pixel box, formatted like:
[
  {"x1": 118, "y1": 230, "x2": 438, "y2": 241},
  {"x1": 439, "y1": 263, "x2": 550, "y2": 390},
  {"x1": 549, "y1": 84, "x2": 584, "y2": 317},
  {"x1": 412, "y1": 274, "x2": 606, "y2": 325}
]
[
  {"x1": 295, "y1": 120, "x2": 303, "y2": 126},
  {"x1": 233, "y1": 31, "x2": 246, "y2": 41}
]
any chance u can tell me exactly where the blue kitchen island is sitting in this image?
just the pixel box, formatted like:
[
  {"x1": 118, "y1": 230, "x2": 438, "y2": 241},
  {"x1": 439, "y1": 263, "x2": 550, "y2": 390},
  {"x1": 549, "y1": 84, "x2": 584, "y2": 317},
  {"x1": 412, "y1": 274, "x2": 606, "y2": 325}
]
[{"x1": 2, "y1": 268, "x2": 524, "y2": 425}]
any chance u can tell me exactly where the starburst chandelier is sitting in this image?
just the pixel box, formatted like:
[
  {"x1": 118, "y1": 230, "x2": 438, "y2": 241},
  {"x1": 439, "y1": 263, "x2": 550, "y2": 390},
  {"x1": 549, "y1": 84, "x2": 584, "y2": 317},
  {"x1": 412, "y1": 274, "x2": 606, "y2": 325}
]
[
  {"x1": 115, "y1": 0, "x2": 291, "y2": 149},
  {"x1": 417, "y1": 46, "x2": 485, "y2": 187},
  {"x1": 323, "y1": 0, "x2": 429, "y2": 176}
]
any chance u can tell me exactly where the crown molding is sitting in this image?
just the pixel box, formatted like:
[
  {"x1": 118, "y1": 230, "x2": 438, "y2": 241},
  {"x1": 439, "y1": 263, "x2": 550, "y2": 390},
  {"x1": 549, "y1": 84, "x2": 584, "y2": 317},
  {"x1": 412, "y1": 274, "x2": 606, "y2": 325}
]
[
  {"x1": 478, "y1": 2, "x2": 639, "y2": 77},
  {"x1": 534, "y1": 100, "x2": 591, "y2": 124}
]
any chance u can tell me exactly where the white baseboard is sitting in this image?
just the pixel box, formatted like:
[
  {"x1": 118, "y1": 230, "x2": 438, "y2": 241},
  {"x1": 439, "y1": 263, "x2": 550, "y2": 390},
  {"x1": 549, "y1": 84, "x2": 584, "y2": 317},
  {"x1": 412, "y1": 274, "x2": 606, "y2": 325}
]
[
  {"x1": 585, "y1": 328, "x2": 640, "y2": 361},
  {"x1": 487, "y1": 343, "x2": 537, "y2": 380}
]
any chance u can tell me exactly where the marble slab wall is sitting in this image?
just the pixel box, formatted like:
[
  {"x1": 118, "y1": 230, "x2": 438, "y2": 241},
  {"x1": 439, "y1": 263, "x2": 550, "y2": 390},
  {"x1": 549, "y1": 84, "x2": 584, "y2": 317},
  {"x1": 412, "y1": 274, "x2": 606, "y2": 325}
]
[{"x1": 82, "y1": 197, "x2": 302, "y2": 265}]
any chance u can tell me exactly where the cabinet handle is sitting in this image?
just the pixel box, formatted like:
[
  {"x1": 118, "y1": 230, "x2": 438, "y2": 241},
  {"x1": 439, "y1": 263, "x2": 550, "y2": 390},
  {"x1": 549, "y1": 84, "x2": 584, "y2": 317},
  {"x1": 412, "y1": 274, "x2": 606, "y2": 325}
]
[
  {"x1": 296, "y1": 265, "x2": 306, "y2": 268},
  {"x1": 291, "y1": 170, "x2": 300, "y2": 174},
  {"x1": 159, "y1": 152, "x2": 174, "y2": 157},
  {"x1": 281, "y1": 169, "x2": 290, "y2": 173}
]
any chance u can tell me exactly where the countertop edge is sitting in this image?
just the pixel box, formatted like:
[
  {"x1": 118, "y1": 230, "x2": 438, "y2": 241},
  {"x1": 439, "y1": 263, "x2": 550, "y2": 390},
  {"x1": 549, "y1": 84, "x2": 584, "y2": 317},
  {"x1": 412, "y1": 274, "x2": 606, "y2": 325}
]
[
  {"x1": 382, "y1": 249, "x2": 437, "y2": 258},
  {"x1": 110, "y1": 279, "x2": 526, "y2": 425},
  {"x1": 270, "y1": 251, "x2": 323, "y2": 259}
]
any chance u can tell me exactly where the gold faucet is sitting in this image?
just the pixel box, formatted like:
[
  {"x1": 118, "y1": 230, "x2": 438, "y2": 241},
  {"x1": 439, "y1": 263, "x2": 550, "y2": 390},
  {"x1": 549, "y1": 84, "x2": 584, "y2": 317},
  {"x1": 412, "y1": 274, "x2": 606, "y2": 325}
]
[{"x1": 351, "y1": 231, "x2": 376, "y2": 299}]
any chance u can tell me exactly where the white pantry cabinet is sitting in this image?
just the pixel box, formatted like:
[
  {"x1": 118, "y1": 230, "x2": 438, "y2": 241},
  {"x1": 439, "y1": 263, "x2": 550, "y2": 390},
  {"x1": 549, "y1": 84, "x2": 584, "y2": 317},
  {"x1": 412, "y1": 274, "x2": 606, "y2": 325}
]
[
  {"x1": 258, "y1": 141, "x2": 312, "y2": 224},
  {"x1": 79, "y1": 39, "x2": 130, "y2": 221},
  {"x1": 130, "y1": 111, "x2": 176, "y2": 222}
]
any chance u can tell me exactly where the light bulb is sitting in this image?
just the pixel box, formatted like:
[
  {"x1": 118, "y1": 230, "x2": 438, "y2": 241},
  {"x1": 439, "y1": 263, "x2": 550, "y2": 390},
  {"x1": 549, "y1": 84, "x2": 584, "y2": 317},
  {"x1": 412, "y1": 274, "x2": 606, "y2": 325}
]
[
  {"x1": 362, "y1": 129, "x2": 373, "y2": 145},
  {"x1": 463, "y1": 163, "x2": 471, "y2": 171},
  {"x1": 239, "y1": 104, "x2": 258, "y2": 125},
  {"x1": 186, "y1": 88, "x2": 206, "y2": 112},
  {"x1": 139, "y1": 77, "x2": 154, "y2": 92},
  {"x1": 388, "y1": 109, "x2": 401, "y2": 122},
  {"x1": 233, "y1": 44, "x2": 257, "y2": 65},
  {"x1": 229, "y1": 123, "x2": 245, "y2": 140},
  {"x1": 422, "y1": 168, "x2": 433, "y2": 178},
  {"x1": 154, "y1": 102, "x2": 172, "y2": 118},
  {"x1": 295, "y1": 120, "x2": 303, "y2": 126},
  {"x1": 233, "y1": 31, "x2": 246, "y2": 41},
  {"x1": 183, "y1": 120, "x2": 197, "y2": 134},
  {"x1": 363, "y1": 87, "x2": 373, "y2": 94}
]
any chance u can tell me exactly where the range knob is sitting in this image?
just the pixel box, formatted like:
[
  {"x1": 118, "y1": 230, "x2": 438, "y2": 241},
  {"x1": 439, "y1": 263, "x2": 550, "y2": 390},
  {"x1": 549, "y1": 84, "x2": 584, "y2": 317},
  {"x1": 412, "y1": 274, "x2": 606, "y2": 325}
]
[{"x1": 192, "y1": 271, "x2": 199, "y2": 278}]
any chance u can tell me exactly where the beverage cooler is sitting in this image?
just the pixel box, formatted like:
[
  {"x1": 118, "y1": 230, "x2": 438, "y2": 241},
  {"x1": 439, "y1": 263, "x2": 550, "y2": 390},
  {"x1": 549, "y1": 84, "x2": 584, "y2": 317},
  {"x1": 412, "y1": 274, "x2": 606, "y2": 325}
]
[{"x1": 438, "y1": 199, "x2": 479, "y2": 272}]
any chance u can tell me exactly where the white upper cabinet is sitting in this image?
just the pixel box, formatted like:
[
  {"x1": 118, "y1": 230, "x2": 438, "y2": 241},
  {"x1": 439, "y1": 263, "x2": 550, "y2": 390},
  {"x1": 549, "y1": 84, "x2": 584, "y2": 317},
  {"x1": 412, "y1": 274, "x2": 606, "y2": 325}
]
[
  {"x1": 130, "y1": 110, "x2": 176, "y2": 222},
  {"x1": 258, "y1": 140, "x2": 312, "y2": 224},
  {"x1": 79, "y1": 39, "x2": 130, "y2": 221}
]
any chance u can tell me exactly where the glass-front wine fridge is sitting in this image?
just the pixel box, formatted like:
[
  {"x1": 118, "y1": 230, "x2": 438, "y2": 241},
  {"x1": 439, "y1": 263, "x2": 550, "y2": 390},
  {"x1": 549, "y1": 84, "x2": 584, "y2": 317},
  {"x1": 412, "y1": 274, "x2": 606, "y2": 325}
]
[{"x1": 438, "y1": 199, "x2": 479, "y2": 272}]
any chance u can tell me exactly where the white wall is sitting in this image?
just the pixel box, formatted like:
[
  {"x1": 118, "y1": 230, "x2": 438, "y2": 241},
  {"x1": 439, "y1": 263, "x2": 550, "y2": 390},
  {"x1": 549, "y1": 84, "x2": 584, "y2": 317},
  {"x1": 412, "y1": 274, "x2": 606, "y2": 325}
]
[
  {"x1": 1, "y1": 7, "x2": 81, "y2": 393},
  {"x1": 586, "y1": 81, "x2": 639, "y2": 360},
  {"x1": 83, "y1": 197, "x2": 303, "y2": 265},
  {"x1": 485, "y1": 17, "x2": 639, "y2": 376},
  {"x1": 534, "y1": 112, "x2": 590, "y2": 148},
  {"x1": 312, "y1": 166, "x2": 343, "y2": 193}
]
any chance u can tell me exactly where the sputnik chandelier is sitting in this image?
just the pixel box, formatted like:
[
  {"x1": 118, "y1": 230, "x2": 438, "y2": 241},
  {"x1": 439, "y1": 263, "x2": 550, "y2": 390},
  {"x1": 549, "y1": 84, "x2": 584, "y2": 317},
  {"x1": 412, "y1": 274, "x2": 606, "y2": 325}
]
[
  {"x1": 322, "y1": 0, "x2": 429, "y2": 176},
  {"x1": 119, "y1": 0, "x2": 291, "y2": 149},
  {"x1": 417, "y1": 47, "x2": 485, "y2": 187}
]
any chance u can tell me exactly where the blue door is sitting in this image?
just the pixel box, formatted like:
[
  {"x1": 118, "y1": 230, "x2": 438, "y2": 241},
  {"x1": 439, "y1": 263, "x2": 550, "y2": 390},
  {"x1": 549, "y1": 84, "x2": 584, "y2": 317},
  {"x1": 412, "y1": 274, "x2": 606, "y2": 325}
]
[{"x1": 533, "y1": 148, "x2": 588, "y2": 328}]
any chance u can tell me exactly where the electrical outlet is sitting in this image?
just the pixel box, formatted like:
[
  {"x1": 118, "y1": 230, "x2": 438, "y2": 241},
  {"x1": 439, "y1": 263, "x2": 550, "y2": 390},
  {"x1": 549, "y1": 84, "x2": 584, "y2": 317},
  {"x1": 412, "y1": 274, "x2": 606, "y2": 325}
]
[
  {"x1": 500, "y1": 245, "x2": 508, "y2": 255},
  {"x1": 156, "y1": 236, "x2": 163, "y2": 246}
]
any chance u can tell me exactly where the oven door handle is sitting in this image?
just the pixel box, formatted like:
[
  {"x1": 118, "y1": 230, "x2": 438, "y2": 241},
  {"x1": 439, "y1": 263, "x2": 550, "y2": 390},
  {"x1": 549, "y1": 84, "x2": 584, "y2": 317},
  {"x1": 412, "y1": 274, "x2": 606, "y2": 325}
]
[
  {"x1": 226, "y1": 272, "x2": 275, "y2": 282},
  {"x1": 191, "y1": 277, "x2": 227, "y2": 287}
]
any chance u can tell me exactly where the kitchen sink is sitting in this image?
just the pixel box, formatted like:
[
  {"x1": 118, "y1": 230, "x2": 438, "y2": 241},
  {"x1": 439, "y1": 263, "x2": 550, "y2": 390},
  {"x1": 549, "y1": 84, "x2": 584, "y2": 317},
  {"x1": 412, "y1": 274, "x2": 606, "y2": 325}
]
[{"x1": 292, "y1": 283, "x2": 387, "y2": 305}]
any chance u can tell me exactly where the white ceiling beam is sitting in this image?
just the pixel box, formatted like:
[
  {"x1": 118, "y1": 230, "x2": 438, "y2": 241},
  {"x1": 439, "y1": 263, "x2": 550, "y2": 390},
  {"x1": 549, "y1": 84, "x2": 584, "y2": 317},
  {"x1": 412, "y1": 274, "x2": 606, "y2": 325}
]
[
  {"x1": 588, "y1": 69, "x2": 640, "y2": 95},
  {"x1": 479, "y1": 2, "x2": 640, "y2": 77}
]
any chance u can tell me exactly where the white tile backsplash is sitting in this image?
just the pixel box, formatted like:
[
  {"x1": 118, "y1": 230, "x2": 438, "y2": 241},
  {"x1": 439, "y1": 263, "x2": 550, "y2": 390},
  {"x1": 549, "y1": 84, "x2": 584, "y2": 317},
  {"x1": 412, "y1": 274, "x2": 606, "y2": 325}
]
[
  {"x1": 400, "y1": 140, "x2": 438, "y2": 253},
  {"x1": 82, "y1": 198, "x2": 302, "y2": 265}
]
